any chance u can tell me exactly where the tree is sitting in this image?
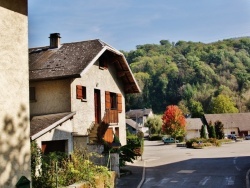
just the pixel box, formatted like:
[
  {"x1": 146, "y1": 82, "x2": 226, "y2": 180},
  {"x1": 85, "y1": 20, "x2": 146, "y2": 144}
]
[
  {"x1": 200, "y1": 125, "x2": 208, "y2": 139},
  {"x1": 207, "y1": 121, "x2": 216, "y2": 138},
  {"x1": 162, "y1": 105, "x2": 186, "y2": 140},
  {"x1": 211, "y1": 94, "x2": 238, "y2": 113},
  {"x1": 144, "y1": 116, "x2": 162, "y2": 135},
  {"x1": 214, "y1": 121, "x2": 224, "y2": 139},
  {"x1": 188, "y1": 99, "x2": 204, "y2": 118}
]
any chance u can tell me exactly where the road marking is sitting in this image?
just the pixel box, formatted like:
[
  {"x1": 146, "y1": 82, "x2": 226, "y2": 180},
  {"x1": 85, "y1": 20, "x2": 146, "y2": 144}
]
[
  {"x1": 178, "y1": 170, "x2": 195, "y2": 174},
  {"x1": 181, "y1": 178, "x2": 189, "y2": 185},
  {"x1": 225, "y1": 176, "x2": 234, "y2": 185},
  {"x1": 199, "y1": 176, "x2": 211, "y2": 186},
  {"x1": 233, "y1": 157, "x2": 241, "y2": 171},
  {"x1": 144, "y1": 177, "x2": 154, "y2": 184},
  {"x1": 159, "y1": 178, "x2": 171, "y2": 185}
]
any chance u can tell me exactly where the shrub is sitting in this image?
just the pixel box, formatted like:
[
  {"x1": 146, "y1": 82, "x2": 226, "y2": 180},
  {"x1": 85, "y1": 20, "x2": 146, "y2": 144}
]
[
  {"x1": 31, "y1": 142, "x2": 112, "y2": 187},
  {"x1": 149, "y1": 134, "x2": 162, "y2": 141}
]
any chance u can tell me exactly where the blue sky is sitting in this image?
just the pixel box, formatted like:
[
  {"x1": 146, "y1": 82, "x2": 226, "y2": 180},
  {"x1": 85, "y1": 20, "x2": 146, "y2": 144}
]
[{"x1": 28, "y1": 0, "x2": 250, "y2": 51}]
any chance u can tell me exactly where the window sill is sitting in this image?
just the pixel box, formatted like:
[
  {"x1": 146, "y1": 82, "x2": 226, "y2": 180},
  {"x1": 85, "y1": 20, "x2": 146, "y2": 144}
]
[{"x1": 81, "y1": 98, "x2": 87, "y2": 102}]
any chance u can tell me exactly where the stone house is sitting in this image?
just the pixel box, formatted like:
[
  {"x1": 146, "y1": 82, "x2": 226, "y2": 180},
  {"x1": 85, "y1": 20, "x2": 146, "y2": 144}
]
[
  {"x1": 0, "y1": 1, "x2": 31, "y2": 187},
  {"x1": 29, "y1": 33, "x2": 140, "y2": 155}
]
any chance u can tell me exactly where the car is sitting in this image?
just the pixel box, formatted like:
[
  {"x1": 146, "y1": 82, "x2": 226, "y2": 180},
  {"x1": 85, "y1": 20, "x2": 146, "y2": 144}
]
[
  {"x1": 162, "y1": 137, "x2": 179, "y2": 144},
  {"x1": 245, "y1": 135, "x2": 250, "y2": 140}
]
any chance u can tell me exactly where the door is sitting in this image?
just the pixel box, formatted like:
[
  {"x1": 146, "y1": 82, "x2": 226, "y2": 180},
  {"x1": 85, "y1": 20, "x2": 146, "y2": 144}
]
[{"x1": 94, "y1": 89, "x2": 101, "y2": 124}]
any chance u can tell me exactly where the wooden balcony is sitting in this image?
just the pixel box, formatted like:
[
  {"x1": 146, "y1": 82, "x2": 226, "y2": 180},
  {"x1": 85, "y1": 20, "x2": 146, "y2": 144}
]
[{"x1": 103, "y1": 109, "x2": 118, "y2": 124}]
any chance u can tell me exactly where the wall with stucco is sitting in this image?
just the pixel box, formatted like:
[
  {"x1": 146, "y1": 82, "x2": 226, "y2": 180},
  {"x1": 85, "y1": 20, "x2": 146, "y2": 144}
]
[
  {"x1": 71, "y1": 60, "x2": 127, "y2": 145},
  {"x1": 0, "y1": 1, "x2": 31, "y2": 187},
  {"x1": 30, "y1": 79, "x2": 71, "y2": 116},
  {"x1": 186, "y1": 130, "x2": 200, "y2": 140},
  {"x1": 35, "y1": 119, "x2": 74, "y2": 154}
]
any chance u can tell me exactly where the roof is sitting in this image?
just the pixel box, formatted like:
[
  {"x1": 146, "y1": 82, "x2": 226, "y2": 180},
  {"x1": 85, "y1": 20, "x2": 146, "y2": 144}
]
[
  {"x1": 29, "y1": 39, "x2": 140, "y2": 93},
  {"x1": 204, "y1": 113, "x2": 250, "y2": 131},
  {"x1": 30, "y1": 112, "x2": 76, "y2": 140},
  {"x1": 126, "y1": 119, "x2": 137, "y2": 130},
  {"x1": 126, "y1": 108, "x2": 153, "y2": 118},
  {"x1": 186, "y1": 118, "x2": 203, "y2": 130}
]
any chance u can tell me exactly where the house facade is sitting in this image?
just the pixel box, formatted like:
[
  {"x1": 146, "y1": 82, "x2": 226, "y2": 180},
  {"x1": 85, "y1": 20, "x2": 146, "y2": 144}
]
[
  {"x1": 203, "y1": 113, "x2": 250, "y2": 137},
  {"x1": 29, "y1": 34, "x2": 140, "y2": 154},
  {"x1": 185, "y1": 118, "x2": 203, "y2": 140},
  {"x1": 0, "y1": 1, "x2": 31, "y2": 187},
  {"x1": 126, "y1": 108, "x2": 153, "y2": 127}
]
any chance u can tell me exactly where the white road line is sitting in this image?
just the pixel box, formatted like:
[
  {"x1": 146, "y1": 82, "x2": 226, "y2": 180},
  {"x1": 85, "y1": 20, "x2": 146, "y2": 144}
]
[
  {"x1": 233, "y1": 157, "x2": 241, "y2": 171},
  {"x1": 144, "y1": 177, "x2": 154, "y2": 184},
  {"x1": 199, "y1": 176, "x2": 211, "y2": 186},
  {"x1": 159, "y1": 178, "x2": 171, "y2": 185},
  {"x1": 225, "y1": 176, "x2": 235, "y2": 185}
]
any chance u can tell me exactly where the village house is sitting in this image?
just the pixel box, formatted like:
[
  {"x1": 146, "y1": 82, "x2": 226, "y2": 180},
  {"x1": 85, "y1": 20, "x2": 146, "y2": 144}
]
[
  {"x1": 29, "y1": 33, "x2": 140, "y2": 155},
  {"x1": 185, "y1": 118, "x2": 203, "y2": 140},
  {"x1": 126, "y1": 108, "x2": 153, "y2": 126},
  {"x1": 203, "y1": 113, "x2": 250, "y2": 137},
  {"x1": 0, "y1": 1, "x2": 31, "y2": 187}
]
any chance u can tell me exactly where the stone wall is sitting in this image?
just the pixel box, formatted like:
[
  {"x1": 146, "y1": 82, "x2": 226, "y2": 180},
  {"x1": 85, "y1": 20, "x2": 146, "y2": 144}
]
[{"x1": 0, "y1": 0, "x2": 31, "y2": 187}]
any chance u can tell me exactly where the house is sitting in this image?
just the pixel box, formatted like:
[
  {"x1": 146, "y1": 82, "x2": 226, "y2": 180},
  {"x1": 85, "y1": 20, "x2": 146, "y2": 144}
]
[
  {"x1": 29, "y1": 33, "x2": 140, "y2": 155},
  {"x1": 185, "y1": 118, "x2": 203, "y2": 140},
  {"x1": 203, "y1": 113, "x2": 250, "y2": 137},
  {"x1": 126, "y1": 118, "x2": 138, "y2": 134},
  {"x1": 126, "y1": 108, "x2": 153, "y2": 127},
  {"x1": 0, "y1": 1, "x2": 31, "y2": 187}
]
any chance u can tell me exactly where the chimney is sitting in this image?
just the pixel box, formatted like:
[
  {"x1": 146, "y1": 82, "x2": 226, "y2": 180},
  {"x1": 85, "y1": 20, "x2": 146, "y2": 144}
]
[{"x1": 49, "y1": 33, "x2": 61, "y2": 48}]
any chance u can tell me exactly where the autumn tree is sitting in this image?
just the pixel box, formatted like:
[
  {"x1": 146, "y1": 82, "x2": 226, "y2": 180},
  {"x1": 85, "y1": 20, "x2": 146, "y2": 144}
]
[{"x1": 162, "y1": 105, "x2": 186, "y2": 140}]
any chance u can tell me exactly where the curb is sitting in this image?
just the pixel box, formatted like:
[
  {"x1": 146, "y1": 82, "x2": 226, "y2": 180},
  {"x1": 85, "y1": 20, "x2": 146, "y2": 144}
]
[
  {"x1": 246, "y1": 169, "x2": 250, "y2": 188},
  {"x1": 137, "y1": 160, "x2": 146, "y2": 188}
]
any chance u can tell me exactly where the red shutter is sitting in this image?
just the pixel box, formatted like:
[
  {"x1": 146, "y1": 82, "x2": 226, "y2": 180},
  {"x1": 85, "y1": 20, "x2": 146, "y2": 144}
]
[
  {"x1": 76, "y1": 85, "x2": 82, "y2": 99},
  {"x1": 117, "y1": 93, "x2": 122, "y2": 113},
  {"x1": 105, "y1": 91, "x2": 111, "y2": 110}
]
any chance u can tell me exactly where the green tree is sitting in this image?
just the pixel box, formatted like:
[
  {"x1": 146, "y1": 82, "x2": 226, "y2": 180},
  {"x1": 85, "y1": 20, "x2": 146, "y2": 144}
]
[
  {"x1": 144, "y1": 116, "x2": 162, "y2": 135},
  {"x1": 188, "y1": 99, "x2": 204, "y2": 118},
  {"x1": 214, "y1": 121, "x2": 224, "y2": 139},
  {"x1": 162, "y1": 105, "x2": 186, "y2": 139},
  {"x1": 211, "y1": 94, "x2": 238, "y2": 113},
  {"x1": 207, "y1": 121, "x2": 216, "y2": 138},
  {"x1": 200, "y1": 125, "x2": 207, "y2": 139}
]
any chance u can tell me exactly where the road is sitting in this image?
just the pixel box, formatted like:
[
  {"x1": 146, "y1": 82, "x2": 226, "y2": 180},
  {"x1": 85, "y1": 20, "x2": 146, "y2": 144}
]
[{"x1": 140, "y1": 140, "x2": 250, "y2": 188}]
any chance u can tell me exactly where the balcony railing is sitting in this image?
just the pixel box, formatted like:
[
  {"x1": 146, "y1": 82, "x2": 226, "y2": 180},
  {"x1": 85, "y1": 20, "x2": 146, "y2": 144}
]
[{"x1": 103, "y1": 109, "x2": 118, "y2": 124}]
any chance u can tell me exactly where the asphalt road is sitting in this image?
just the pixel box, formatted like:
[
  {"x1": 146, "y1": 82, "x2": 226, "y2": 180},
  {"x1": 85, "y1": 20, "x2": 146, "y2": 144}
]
[{"x1": 141, "y1": 140, "x2": 250, "y2": 188}]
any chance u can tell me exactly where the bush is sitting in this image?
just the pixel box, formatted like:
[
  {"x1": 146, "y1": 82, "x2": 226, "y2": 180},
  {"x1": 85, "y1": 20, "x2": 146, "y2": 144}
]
[
  {"x1": 148, "y1": 134, "x2": 162, "y2": 141},
  {"x1": 186, "y1": 137, "x2": 223, "y2": 148},
  {"x1": 31, "y1": 142, "x2": 112, "y2": 187}
]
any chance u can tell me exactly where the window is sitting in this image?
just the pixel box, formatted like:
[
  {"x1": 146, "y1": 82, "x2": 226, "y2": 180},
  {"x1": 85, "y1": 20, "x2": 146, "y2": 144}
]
[
  {"x1": 29, "y1": 87, "x2": 36, "y2": 102},
  {"x1": 110, "y1": 92, "x2": 117, "y2": 109},
  {"x1": 105, "y1": 91, "x2": 122, "y2": 113},
  {"x1": 76, "y1": 85, "x2": 87, "y2": 101}
]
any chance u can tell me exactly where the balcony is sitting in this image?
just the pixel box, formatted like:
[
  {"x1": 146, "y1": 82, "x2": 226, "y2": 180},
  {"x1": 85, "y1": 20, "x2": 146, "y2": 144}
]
[{"x1": 103, "y1": 109, "x2": 118, "y2": 124}]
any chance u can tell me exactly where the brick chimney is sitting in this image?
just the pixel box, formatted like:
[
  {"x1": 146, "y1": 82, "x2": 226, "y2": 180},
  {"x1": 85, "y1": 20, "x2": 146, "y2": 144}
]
[{"x1": 49, "y1": 33, "x2": 61, "y2": 48}]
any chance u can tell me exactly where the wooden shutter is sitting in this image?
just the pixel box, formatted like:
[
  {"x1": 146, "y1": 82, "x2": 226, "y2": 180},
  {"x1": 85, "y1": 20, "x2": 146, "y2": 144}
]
[
  {"x1": 103, "y1": 128, "x2": 114, "y2": 144},
  {"x1": 76, "y1": 85, "x2": 82, "y2": 99},
  {"x1": 117, "y1": 93, "x2": 122, "y2": 113},
  {"x1": 105, "y1": 91, "x2": 111, "y2": 110}
]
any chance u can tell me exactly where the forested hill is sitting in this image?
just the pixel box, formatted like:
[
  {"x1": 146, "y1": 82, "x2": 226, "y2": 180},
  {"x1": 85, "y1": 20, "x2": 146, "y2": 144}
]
[{"x1": 122, "y1": 37, "x2": 250, "y2": 116}]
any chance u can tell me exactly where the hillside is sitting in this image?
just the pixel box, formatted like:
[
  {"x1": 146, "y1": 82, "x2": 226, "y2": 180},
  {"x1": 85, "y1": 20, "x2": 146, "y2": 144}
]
[{"x1": 123, "y1": 37, "x2": 250, "y2": 116}]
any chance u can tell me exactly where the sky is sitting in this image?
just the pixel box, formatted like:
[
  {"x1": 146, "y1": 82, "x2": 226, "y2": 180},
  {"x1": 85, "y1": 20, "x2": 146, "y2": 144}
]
[{"x1": 28, "y1": 0, "x2": 250, "y2": 51}]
